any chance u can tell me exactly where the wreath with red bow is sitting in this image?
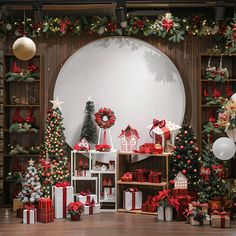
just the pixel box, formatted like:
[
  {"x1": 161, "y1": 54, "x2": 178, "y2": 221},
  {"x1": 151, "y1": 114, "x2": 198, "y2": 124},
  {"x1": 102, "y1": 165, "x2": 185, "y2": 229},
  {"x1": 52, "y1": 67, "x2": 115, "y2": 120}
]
[{"x1": 94, "y1": 107, "x2": 116, "y2": 129}]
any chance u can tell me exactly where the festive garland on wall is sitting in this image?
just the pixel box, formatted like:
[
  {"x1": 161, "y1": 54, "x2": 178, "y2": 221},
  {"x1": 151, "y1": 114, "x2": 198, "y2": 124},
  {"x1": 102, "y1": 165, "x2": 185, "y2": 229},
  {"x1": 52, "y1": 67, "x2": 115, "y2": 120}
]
[{"x1": 0, "y1": 13, "x2": 235, "y2": 52}]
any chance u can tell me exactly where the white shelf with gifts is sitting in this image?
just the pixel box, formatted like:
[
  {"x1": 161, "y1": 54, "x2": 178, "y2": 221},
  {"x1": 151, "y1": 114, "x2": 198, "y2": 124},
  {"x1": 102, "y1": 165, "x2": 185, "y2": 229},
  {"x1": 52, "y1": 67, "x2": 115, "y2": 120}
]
[{"x1": 70, "y1": 149, "x2": 117, "y2": 211}]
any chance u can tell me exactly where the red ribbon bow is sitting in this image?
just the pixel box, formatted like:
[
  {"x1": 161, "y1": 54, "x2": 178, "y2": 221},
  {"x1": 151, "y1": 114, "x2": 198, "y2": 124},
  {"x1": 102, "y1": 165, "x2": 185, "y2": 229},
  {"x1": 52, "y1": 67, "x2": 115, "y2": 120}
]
[
  {"x1": 41, "y1": 160, "x2": 50, "y2": 171},
  {"x1": 55, "y1": 182, "x2": 70, "y2": 187},
  {"x1": 127, "y1": 187, "x2": 138, "y2": 192},
  {"x1": 85, "y1": 198, "x2": 95, "y2": 206},
  {"x1": 200, "y1": 167, "x2": 211, "y2": 181},
  {"x1": 162, "y1": 18, "x2": 173, "y2": 32},
  {"x1": 80, "y1": 190, "x2": 90, "y2": 196},
  {"x1": 212, "y1": 210, "x2": 227, "y2": 216},
  {"x1": 149, "y1": 119, "x2": 166, "y2": 137},
  {"x1": 191, "y1": 201, "x2": 209, "y2": 208},
  {"x1": 24, "y1": 204, "x2": 35, "y2": 210}
]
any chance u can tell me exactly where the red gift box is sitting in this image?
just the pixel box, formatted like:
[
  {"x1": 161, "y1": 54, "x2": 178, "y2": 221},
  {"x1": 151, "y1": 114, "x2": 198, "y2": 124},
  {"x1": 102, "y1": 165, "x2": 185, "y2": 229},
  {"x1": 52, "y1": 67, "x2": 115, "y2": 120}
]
[
  {"x1": 142, "y1": 203, "x2": 148, "y2": 212},
  {"x1": 147, "y1": 205, "x2": 156, "y2": 212},
  {"x1": 38, "y1": 212, "x2": 54, "y2": 223},
  {"x1": 148, "y1": 171, "x2": 162, "y2": 183},
  {"x1": 133, "y1": 169, "x2": 148, "y2": 182}
]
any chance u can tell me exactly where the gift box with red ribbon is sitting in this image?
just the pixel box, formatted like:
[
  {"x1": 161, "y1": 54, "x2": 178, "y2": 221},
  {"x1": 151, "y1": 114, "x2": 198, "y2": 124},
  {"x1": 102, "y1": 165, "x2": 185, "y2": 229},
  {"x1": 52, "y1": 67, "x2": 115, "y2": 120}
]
[
  {"x1": 211, "y1": 210, "x2": 230, "y2": 228},
  {"x1": 75, "y1": 191, "x2": 97, "y2": 204},
  {"x1": 189, "y1": 201, "x2": 209, "y2": 213},
  {"x1": 141, "y1": 195, "x2": 156, "y2": 213},
  {"x1": 23, "y1": 206, "x2": 37, "y2": 224},
  {"x1": 123, "y1": 187, "x2": 142, "y2": 211},
  {"x1": 84, "y1": 199, "x2": 100, "y2": 215},
  {"x1": 148, "y1": 171, "x2": 162, "y2": 183},
  {"x1": 52, "y1": 182, "x2": 74, "y2": 218},
  {"x1": 133, "y1": 169, "x2": 149, "y2": 182},
  {"x1": 37, "y1": 198, "x2": 54, "y2": 223},
  {"x1": 104, "y1": 187, "x2": 115, "y2": 200}
]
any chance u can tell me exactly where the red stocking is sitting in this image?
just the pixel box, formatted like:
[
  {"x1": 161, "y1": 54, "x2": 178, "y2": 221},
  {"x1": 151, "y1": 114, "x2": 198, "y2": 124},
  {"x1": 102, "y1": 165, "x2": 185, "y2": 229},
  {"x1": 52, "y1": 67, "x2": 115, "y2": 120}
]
[
  {"x1": 225, "y1": 82, "x2": 233, "y2": 97},
  {"x1": 12, "y1": 61, "x2": 21, "y2": 73},
  {"x1": 12, "y1": 108, "x2": 24, "y2": 123},
  {"x1": 25, "y1": 108, "x2": 36, "y2": 124},
  {"x1": 203, "y1": 88, "x2": 208, "y2": 97}
]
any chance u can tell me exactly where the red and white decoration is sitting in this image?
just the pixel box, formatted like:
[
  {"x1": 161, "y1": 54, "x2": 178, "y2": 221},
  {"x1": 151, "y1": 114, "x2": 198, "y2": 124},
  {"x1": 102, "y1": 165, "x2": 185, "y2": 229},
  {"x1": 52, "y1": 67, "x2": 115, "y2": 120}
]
[
  {"x1": 148, "y1": 118, "x2": 181, "y2": 148},
  {"x1": 123, "y1": 188, "x2": 142, "y2": 211},
  {"x1": 52, "y1": 182, "x2": 74, "y2": 218},
  {"x1": 174, "y1": 172, "x2": 188, "y2": 189},
  {"x1": 23, "y1": 207, "x2": 37, "y2": 224},
  {"x1": 75, "y1": 192, "x2": 97, "y2": 205},
  {"x1": 104, "y1": 187, "x2": 116, "y2": 200},
  {"x1": 84, "y1": 199, "x2": 100, "y2": 215},
  {"x1": 73, "y1": 138, "x2": 90, "y2": 152},
  {"x1": 118, "y1": 125, "x2": 139, "y2": 152}
]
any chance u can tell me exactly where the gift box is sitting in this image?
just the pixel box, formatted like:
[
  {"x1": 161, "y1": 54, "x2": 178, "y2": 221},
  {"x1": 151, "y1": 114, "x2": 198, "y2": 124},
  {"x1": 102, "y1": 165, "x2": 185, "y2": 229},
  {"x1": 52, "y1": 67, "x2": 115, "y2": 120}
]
[
  {"x1": 52, "y1": 183, "x2": 74, "y2": 218},
  {"x1": 104, "y1": 187, "x2": 115, "y2": 200},
  {"x1": 222, "y1": 199, "x2": 233, "y2": 209},
  {"x1": 38, "y1": 198, "x2": 52, "y2": 212},
  {"x1": 75, "y1": 193, "x2": 97, "y2": 204},
  {"x1": 141, "y1": 203, "x2": 148, "y2": 212},
  {"x1": 211, "y1": 212, "x2": 230, "y2": 228},
  {"x1": 38, "y1": 209, "x2": 54, "y2": 224},
  {"x1": 123, "y1": 188, "x2": 142, "y2": 211},
  {"x1": 23, "y1": 208, "x2": 37, "y2": 224},
  {"x1": 84, "y1": 203, "x2": 100, "y2": 215},
  {"x1": 133, "y1": 169, "x2": 148, "y2": 182},
  {"x1": 17, "y1": 208, "x2": 23, "y2": 218},
  {"x1": 158, "y1": 206, "x2": 173, "y2": 221},
  {"x1": 76, "y1": 170, "x2": 90, "y2": 177},
  {"x1": 13, "y1": 198, "x2": 23, "y2": 212},
  {"x1": 189, "y1": 215, "x2": 200, "y2": 226},
  {"x1": 148, "y1": 171, "x2": 161, "y2": 183},
  {"x1": 147, "y1": 204, "x2": 156, "y2": 212},
  {"x1": 176, "y1": 196, "x2": 191, "y2": 221},
  {"x1": 189, "y1": 202, "x2": 209, "y2": 213}
]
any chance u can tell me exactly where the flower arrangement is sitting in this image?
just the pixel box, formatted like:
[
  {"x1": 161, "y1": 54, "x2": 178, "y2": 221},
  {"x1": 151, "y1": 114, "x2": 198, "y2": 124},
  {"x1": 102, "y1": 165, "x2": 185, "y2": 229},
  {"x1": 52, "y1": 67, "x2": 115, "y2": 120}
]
[
  {"x1": 191, "y1": 208, "x2": 207, "y2": 225},
  {"x1": 67, "y1": 202, "x2": 84, "y2": 216},
  {"x1": 153, "y1": 190, "x2": 179, "y2": 211},
  {"x1": 218, "y1": 99, "x2": 236, "y2": 130}
]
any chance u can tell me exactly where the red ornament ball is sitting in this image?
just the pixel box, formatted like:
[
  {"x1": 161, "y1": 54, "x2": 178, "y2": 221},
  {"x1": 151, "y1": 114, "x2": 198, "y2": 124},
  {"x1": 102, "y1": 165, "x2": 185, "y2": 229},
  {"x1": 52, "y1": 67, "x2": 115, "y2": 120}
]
[
  {"x1": 194, "y1": 169, "x2": 197, "y2": 172},
  {"x1": 182, "y1": 169, "x2": 187, "y2": 175},
  {"x1": 177, "y1": 155, "x2": 181, "y2": 159},
  {"x1": 46, "y1": 172, "x2": 50, "y2": 177},
  {"x1": 170, "y1": 180, "x2": 174, "y2": 185},
  {"x1": 195, "y1": 147, "x2": 199, "y2": 152},
  {"x1": 180, "y1": 145, "x2": 184, "y2": 149},
  {"x1": 187, "y1": 160, "x2": 191, "y2": 164},
  {"x1": 184, "y1": 131, "x2": 188, "y2": 134},
  {"x1": 190, "y1": 141, "x2": 194, "y2": 144}
]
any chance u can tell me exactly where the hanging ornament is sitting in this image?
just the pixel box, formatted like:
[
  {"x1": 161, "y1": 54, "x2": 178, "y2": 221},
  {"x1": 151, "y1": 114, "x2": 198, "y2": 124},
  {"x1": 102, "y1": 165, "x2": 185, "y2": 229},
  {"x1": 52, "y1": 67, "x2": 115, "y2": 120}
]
[{"x1": 12, "y1": 36, "x2": 36, "y2": 61}]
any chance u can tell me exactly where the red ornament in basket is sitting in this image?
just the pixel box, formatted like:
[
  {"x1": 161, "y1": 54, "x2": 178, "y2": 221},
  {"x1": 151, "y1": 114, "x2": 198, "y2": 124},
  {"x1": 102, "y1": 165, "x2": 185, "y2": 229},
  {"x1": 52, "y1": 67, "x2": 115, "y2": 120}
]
[{"x1": 95, "y1": 144, "x2": 111, "y2": 152}]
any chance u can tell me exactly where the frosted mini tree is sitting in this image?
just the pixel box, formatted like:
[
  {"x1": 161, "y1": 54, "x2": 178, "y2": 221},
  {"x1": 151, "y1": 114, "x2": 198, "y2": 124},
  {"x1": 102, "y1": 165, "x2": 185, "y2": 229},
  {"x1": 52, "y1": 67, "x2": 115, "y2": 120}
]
[{"x1": 18, "y1": 159, "x2": 42, "y2": 204}]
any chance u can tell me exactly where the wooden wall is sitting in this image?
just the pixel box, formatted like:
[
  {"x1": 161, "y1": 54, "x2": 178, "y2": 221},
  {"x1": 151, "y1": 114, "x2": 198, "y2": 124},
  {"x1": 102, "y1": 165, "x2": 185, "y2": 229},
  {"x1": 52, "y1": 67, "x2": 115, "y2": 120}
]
[{"x1": 4, "y1": 34, "x2": 215, "y2": 136}]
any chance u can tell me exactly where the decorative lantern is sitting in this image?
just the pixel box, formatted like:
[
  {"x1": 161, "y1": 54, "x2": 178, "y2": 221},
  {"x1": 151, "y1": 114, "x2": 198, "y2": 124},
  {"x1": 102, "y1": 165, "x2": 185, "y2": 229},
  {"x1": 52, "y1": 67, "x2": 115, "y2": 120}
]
[{"x1": 173, "y1": 172, "x2": 188, "y2": 189}]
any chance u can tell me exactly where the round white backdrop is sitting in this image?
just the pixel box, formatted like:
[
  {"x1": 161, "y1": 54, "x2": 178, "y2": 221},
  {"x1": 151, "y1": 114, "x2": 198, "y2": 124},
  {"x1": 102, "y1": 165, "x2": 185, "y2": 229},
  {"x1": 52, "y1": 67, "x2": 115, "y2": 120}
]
[{"x1": 54, "y1": 36, "x2": 186, "y2": 148}]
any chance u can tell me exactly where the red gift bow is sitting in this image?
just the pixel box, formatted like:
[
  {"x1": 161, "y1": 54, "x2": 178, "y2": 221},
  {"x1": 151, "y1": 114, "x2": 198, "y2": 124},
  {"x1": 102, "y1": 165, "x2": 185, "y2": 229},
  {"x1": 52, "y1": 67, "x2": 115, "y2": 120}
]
[
  {"x1": 127, "y1": 187, "x2": 139, "y2": 193},
  {"x1": 212, "y1": 164, "x2": 224, "y2": 178},
  {"x1": 24, "y1": 204, "x2": 35, "y2": 210},
  {"x1": 55, "y1": 182, "x2": 70, "y2": 187},
  {"x1": 80, "y1": 190, "x2": 90, "y2": 196},
  {"x1": 168, "y1": 197, "x2": 180, "y2": 212},
  {"x1": 162, "y1": 18, "x2": 173, "y2": 32},
  {"x1": 27, "y1": 64, "x2": 38, "y2": 72},
  {"x1": 183, "y1": 208, "x2": 193, "y2": 218},
  {"x1": 150, "y1": 119, "x2": 166, "y2": 134},
  {"x1": 200, "y1": 167, "x2": 211, "y2": 181},
  {"x1": 212, "y1": 210, "x2": 227, "y2": 216},
  {"x1": 73, "y1": 144, "x2": 89, "y2": 151},
  {"x1": 95, "y1": 144, "x2": 111, "y2": 151},
  {"x1": 41, "y1": 160, "x2": 50, "y2": 172}
]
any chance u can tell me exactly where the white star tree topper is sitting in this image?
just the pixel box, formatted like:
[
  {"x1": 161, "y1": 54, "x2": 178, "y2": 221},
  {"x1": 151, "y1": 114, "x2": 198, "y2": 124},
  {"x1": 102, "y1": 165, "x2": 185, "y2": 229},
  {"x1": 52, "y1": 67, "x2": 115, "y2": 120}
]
[
  {"x1": 50, "y1": 96, "x2": 64, "y2": 111},
  {"x1": 28, "y1": 159, "x2": 35, "y2": 166}
]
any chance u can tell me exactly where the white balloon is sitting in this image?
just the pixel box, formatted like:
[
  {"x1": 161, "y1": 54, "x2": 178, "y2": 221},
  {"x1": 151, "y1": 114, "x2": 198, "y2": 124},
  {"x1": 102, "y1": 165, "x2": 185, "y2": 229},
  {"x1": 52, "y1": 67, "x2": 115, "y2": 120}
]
[
  {"x1": 213, "y1": 137, "x2": 236, "y2": 160},
  {"x1": 231, "y1": 93, "x2": 236, "y2": 101}
]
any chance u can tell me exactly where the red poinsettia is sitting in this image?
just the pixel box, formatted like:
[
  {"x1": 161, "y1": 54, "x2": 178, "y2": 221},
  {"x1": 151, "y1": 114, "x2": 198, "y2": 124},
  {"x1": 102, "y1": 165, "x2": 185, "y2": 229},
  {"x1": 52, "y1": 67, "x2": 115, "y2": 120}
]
[{"x1": 68, "y1": 202, "x2": 84, "y2": 215}]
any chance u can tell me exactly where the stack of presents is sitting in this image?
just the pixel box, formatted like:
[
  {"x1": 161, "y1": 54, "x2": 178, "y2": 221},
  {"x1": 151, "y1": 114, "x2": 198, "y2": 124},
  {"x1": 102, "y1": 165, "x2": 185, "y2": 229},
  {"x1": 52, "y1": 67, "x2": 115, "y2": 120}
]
[
  {"x1": 122, "y1": 171, "x2": 233, "y2": 228},
  {"x1": 13, "y1": 182, "x2": 100, "y2": 224}
]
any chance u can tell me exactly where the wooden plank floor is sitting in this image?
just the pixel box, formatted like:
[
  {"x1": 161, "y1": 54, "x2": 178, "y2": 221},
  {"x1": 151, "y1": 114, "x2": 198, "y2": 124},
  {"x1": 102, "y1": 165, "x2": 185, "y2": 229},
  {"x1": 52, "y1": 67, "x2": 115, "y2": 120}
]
[{"x1": 0, "y1": 209, "x2": 236, "y2": 236}]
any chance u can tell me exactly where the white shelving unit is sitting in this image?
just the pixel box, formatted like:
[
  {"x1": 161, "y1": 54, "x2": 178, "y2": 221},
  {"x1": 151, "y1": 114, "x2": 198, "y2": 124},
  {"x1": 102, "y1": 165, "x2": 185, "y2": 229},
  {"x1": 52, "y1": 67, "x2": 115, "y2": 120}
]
[{"x1": 71, "y1": 150, "x2": 117, "y2": 211}]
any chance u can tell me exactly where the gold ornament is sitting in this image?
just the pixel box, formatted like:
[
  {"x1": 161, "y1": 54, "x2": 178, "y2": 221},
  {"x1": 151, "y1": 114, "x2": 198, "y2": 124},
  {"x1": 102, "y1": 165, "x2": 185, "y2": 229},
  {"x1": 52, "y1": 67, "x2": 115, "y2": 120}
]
[{"x1": 12, "y1": 36, "x2": 36, "y2": 61}]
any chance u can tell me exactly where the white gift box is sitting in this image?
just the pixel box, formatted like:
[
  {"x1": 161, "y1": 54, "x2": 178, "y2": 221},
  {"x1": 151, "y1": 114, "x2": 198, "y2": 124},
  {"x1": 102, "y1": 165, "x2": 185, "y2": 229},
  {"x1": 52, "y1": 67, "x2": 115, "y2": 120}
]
[
  {"x1": 123, "y1": 189, "x2": 142, "y2": 211},
  {"x1": 76, "y1": 170, "x2": 90, "y2": 177},
  {"x1": 23, "y1": 208, "x2": 37, "y2": 224},
  {"x1": 157, "y1": 206, "x2": 173, "y2": 221},
  {"x1": 75, "y1": 194, "x2": 97, "y2": 204},
  {"x1": 52, "y1": 185, "x2": 74, "y2": 218},
  {"x1": 104, "y1": 187, "x2": 115, "y2": 200},
  {"x1": 189, "y1": 214, "x2": 210, "y2": 226},
  {"x1": 84, "y1": 203, "x2": 100, "y2": 215}
]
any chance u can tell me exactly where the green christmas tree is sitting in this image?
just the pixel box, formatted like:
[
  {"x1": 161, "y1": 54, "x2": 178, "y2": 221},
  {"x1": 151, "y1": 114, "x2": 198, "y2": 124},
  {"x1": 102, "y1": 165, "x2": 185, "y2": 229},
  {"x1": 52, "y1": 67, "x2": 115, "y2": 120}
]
[
  {"x1": 80, "y1": 97, "x2": 97, "y2": 144},
  {"x1": 41, "y1": 97, "x2": 69, "y2": 186},
  {"x1": 18, "y1": 159, "x2": 42, "y2": 204},
  {"x1": 169, "y1": 123, "x2": 200, "y2": 190},
  {"x1": 198, "y1": 140, "x2": 225, "y2": 203}
]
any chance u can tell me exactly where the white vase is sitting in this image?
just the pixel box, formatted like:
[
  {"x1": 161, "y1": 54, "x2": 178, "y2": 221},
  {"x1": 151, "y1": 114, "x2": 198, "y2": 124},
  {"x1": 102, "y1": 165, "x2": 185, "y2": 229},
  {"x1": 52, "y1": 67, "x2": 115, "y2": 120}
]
[
  {"x1": 226, "y1": 128, "x2": 236, "y2": 142},
  {"x1": 157, "y1": 206, "x2": 173, "y2": 221}
]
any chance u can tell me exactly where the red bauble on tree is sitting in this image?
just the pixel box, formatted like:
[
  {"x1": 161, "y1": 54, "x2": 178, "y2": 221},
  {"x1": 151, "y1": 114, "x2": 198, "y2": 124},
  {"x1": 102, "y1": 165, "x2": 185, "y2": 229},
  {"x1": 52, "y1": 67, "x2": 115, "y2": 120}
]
[{"x1": 182, "y1": 169, "x2": 187, "y2": 175}]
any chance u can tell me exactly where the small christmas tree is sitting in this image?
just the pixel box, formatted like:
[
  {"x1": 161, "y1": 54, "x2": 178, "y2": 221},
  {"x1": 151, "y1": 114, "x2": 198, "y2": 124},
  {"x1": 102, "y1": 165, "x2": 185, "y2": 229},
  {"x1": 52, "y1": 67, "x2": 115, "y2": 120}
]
[
  {"x1": 198, "y1": 140, "x2": 225, "y2": 203},
  {"x1": 80, "y1": 96, "x2": 97, "y2": 144},
  {"x1": 41, "y1": 97, "x2": 69, "y2": 185},
  {"x1": 169, "y1": 123, "x2": 200, "y2": 190},
  {"x1": 18, "y1": 159, "x2": 42, "y2": 204}
]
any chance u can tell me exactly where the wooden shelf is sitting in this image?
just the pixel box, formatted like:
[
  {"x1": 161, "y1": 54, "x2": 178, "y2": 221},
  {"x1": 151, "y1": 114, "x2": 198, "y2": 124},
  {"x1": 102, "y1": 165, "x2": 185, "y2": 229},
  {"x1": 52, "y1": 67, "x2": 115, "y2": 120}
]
[
  {"x1": 201, "y1": 104, "x2": 221, "y2": 108},
  {"x1": 4, "y1": 105, "x2": 40, "y2": 108},
  {"x1": 91, "y1": 170, "x2": 115, "y2": 174},
  {"x1": 118, "y1": 152, "x2": 170, "y2": 157},
  {"x1": 201, "y1": 79, "x2": 236, "y2": 82},
  {"x1": 4, "y1": 80, "x2": 40, "y2": 83},
  {"x1": 117, "y1": 180, "x2": 167, "y2": 187},
  {"x1": 201, "y1": 54, "x2": 236, "y2": 57},
  {"x1": 117, "y1": 209, "x2": 156, "y2": 215},
  {"x1": 4, "y1": 129, "x2": 39, "y2": 134}
]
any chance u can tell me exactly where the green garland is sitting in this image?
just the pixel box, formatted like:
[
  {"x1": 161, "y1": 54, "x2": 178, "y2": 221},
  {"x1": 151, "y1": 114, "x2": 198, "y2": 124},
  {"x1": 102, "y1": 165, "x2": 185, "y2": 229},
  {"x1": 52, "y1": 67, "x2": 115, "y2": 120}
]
[{"x1": 0, "y1": 13, "x2": 235, "y2": 52}]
